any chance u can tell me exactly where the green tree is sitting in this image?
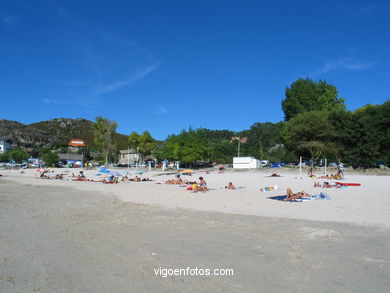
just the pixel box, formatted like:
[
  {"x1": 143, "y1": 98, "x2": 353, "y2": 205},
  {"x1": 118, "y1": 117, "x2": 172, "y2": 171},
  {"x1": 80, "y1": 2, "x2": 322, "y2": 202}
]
[
  {"x1": 282, "y1": 78, "x2": 345, "y2": 121},
  {"x1": 282, "y1": 110, "x2": 345, "y2": 166},
  {"x1": 157, "y1": 129, "x2": 210, "y2": 163},
  {"x1": 344, "y1": 101, "x2": 390, "y2": 168},
  {"x1": 5, "y1": 149, "x2": 29, "y2": 163},
  {"x1": 128, "y1": 131, "x2": 141, "y2": 150},
  {"x1": 238, "y1": 122, "x2": 284, "y2": 158},
  {"x1": 93, "y1": 117, "x2": 118, "y2": 166},
  {"x1": 128, "y1": 131, "x2": 156, "y2": 160},
  {"x1": 38, "y1": 147, "x2": 51, "y2": 156},
  {"x1": 0, "y1": 152, "x2": 9, "y2": 162},
  {"x1": 139, "y1": 131, "x2": 156, "y2": 157},
  {"x1": 42, "y1": 152, "x2": 60, "y2": 167}
]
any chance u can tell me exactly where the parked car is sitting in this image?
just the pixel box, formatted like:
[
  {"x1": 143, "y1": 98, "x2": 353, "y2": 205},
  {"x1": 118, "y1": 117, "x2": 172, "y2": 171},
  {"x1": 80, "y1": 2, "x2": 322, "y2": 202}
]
[
  {"x1": 260, "y1": 160, "x2": 269, "y2": 167},
  {"x1": 270, "y1": 162, "x2": 285, "y2": 168}
]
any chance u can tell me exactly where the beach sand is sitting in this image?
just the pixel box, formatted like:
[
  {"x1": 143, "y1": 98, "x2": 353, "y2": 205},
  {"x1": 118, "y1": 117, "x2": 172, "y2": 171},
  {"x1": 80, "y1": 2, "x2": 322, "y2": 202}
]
[
  {"x1": 2, "y1": 167, "x2": 390, "y2": 227},
  {"x1": 1, "y1": 168, "x2": 389, "y2": 292}
]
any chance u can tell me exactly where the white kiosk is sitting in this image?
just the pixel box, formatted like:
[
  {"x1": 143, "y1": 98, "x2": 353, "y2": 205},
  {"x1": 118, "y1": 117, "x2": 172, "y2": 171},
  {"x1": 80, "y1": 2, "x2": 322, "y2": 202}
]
[{"x1": 233, "y1": 157, "x2": 261, "y2": 169}]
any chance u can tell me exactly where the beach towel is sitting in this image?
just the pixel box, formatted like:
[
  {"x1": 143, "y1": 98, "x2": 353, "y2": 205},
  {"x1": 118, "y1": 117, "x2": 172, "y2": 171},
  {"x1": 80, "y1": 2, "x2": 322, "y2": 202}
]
[
  {"x1": 221, "y1": 186, "x2": 246, "y2": 190},
  {"x1": 260, "y1": 185, "x2": 279, "y2": 192},
  {"x1": 335, "y1": 182, "x2": 361, "y2": 186},
  {"x1": 268, "y1": 192, "x2": 331, "y2": 202},
  {"x1": 311, "y1": 192, "x2": 331, "y2": 200}
]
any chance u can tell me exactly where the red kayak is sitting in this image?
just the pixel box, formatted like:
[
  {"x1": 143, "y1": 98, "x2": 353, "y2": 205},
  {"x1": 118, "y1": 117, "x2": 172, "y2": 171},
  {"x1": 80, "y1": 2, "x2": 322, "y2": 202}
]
[{"x1": 336, "y1": 182, "x2": 361, "y2": 186}]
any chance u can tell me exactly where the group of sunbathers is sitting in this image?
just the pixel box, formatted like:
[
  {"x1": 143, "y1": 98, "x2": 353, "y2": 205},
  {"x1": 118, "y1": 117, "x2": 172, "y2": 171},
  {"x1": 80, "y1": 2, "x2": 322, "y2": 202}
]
[
  {"x1": 314, "y1": 181, "x2": 343, "y2": 188},
  {"x1": 37, "y1": 169, "x2": 152, "y2": 184},
  {"x1": 162, "y1": 175, "x2": 209, "y2": 192},
  {"x1": 189, "y1": 177, "x2": 208, "y2": 192},
  {"x1": 318, "y1": 172, "x2": 343, "y2": 180}
]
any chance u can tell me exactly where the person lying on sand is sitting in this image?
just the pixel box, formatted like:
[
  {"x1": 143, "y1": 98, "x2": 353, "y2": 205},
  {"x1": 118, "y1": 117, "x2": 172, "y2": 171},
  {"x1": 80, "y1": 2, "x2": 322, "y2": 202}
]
[
  {"x1": 225, "y1": 182, "x2": 236, "y2": 190},
  {"x1": 270, "y1": 173, "x2": 280, "y2": 177},
  {"x1": 319, "y1": 172, "x2": 343, "y2": 180},
  {"x1": 103, "y1": 175, "x2": 118, "y2": 184},
  {"x1": 165, "y1": 175, "x2": 184, "y2": 184},
  {"x1": 54, "y1": 174, "x2": 64, "y2": 180},
  {"x1": 40, "y1": 173, "x2": 51, "y2": 179},
  {"x1": 284, "y1": 188, "x2": 310, "y2": 201}
]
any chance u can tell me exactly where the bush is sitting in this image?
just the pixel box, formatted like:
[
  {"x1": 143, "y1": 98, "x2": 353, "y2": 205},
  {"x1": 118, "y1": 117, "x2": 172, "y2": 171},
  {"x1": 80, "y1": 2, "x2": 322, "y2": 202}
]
[
  {"x1": 42, "y1": 152, "x2": 60, "y2": 167},
  {"x1": 4, "y1": 149, "x2": 29, "y2": 163}
]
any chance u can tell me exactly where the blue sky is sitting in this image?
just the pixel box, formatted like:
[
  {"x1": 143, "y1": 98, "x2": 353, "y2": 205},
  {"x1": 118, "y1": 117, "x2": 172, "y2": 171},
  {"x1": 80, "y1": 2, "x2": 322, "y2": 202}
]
[{"x1": 1, "y1": 0, "x2": 389, "y2": 140}]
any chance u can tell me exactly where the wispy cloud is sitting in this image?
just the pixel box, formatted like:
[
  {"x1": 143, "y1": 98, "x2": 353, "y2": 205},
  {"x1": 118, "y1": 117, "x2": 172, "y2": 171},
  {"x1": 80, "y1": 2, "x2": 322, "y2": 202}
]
[
  {"x1": 344, "y1": 61, "x2": 377, "y2": 70},
  {"x1": 41, "y1": 97, "x2": 92, "y2": 107},
  {"x1": 43, "y1": 2, "x2": 164, "y2": 108},
  {"x1": 49, "y1": 0, "x2": 82, "y2": 25},
  {"x1": 93, "y1": 61, "x2": 163, "y2": 95},
  {"x1": 311, "y1": 55, "x2": 376, "y2": 77},
  {"x1": 338, "y1": 2, "x2": 390, "y2": 18},
  {"x1": 155, "y1": 106, "x2": 167, "y2": 114},
  {"x1": 0, "y1": 14, "x2": 18, "y2": 25}
]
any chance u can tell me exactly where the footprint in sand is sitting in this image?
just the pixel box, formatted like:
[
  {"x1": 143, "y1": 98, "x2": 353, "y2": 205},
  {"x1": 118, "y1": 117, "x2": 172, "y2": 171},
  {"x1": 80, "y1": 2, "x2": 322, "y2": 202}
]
[{"x1": 298, "y1": 227, "x2": 340, "y2": 240}]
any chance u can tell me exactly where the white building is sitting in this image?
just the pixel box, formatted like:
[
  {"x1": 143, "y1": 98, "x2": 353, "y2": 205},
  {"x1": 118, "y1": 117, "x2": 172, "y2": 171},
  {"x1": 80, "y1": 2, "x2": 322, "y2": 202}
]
[
  {"x1": 0, "y1": 140, "x2": 11, "y2": 154},
  {"x1": 119, "y1": 149, "x2": 140, "y2": 165},
  {"x1": 233, "y1": 157, "x2": 261, "y2": 169}
]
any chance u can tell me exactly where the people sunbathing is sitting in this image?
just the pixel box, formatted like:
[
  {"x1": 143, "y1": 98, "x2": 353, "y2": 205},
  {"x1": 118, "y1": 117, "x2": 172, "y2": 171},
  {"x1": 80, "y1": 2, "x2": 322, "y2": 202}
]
[
  {"x1": 54, "y1": 174, "x2": 64, "y2": 180},
  {"x1": 318, "y1": 172, "x2": 343, "y2": 180},
  {"x1": 189, "y1": 177, "x2": 208, "y2": 192},
  {"x1": 284, "y1": 188, "x2": 310, "y2": 201},
  {"x1": 225, "y1": 182, "x2": 236, "y2": 190},
  {"x1": 165, "y1": 175, "x2": 184, "y2": 184},
  {"x1": 103, "y1": 175, "x2": 118, "y2": 184},
  {"x1": 40, "y1": 172, "x2": 51, "y2": 179},
  {"x1": 73, "y1": 175, "x2": 90, "y2": 181},
  {"x1": 196, "y1": 177, "x2": 208, "y2": 192}
]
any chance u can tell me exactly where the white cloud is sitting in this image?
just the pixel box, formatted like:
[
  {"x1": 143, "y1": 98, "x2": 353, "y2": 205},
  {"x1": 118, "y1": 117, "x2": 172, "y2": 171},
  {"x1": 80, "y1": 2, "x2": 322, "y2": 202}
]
[
  {"x1": 155, "y1": 106, "x2": 167, "y2": 114},
  {"x1": 40, "y1": 98, "x2": 90, "y2": 107},
  {"x1": 312, "y1": 56, "x2": 376, "y2": 77},
  {"x1": 0, "y1": 15, "x2": 18, "y2": 25},
  {"x1": 93, "y1": 61, "x2": 163, "y2": 95},
  {"x1": 344, "y1": 61, "x2": 377, "y2": 70}
]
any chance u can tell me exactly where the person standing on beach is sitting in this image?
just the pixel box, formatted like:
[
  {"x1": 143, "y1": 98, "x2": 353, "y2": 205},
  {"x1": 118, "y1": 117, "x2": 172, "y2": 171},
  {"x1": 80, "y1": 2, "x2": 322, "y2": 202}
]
[{"x1": 338, "y1": 162, "x2": 344, "y2": 177}]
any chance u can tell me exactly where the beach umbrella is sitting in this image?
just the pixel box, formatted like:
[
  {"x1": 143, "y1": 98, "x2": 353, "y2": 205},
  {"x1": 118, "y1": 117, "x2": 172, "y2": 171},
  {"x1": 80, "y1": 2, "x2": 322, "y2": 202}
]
[
  {"x1": 98, "y1": 168, "x2": 110, "y2": 173},
  {"x1": 108, "y1": 171, "x2": 122, "y2": 176}
]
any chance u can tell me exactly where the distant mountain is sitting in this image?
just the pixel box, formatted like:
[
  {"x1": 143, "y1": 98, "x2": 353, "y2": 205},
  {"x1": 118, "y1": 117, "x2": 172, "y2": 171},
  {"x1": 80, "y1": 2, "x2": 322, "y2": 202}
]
[
  {"x1": 0, "y1": 119, "x2": 52, "y2": 148},
  {"x1": 30, "y1": 118, "x2": 95, "y2": 147},
  {"x1": 0, "y1": 118, "x2": 129, "y2": 150}
]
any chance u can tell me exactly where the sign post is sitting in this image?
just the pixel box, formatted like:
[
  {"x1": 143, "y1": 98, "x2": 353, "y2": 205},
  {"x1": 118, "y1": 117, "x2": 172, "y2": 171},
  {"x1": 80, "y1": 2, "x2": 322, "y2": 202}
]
[{"x1": 299, "y1": 156, "x2": 302, "y2": 179}]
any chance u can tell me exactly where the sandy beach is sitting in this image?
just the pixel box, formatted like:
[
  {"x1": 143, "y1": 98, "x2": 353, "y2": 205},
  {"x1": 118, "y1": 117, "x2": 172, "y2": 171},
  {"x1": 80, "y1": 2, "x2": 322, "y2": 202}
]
[
  {"x1": 2, "y1": 167, "x2": 390, "y2": 227},
  {"x1": 1, "y1": 167, "x2": 390, "y2": 292}
]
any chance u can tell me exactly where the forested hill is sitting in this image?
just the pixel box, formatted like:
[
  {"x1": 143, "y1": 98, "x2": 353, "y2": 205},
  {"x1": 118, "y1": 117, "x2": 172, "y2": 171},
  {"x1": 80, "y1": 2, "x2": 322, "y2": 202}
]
[{"x1": 0, "y1": 118, "x2": 129, "y2": 150}]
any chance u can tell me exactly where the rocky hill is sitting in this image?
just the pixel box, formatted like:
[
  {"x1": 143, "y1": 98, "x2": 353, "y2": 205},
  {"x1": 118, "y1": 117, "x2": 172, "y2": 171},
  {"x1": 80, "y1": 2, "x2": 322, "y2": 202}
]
[
  {"x1": 0, "y1": 118, "x2": 128, "y2": 150},
  {"x1": 0, "y1": 119, "x2": 52, "y2": 148}
]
